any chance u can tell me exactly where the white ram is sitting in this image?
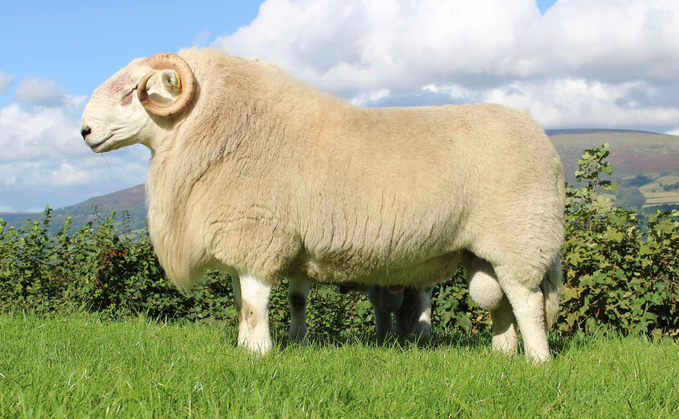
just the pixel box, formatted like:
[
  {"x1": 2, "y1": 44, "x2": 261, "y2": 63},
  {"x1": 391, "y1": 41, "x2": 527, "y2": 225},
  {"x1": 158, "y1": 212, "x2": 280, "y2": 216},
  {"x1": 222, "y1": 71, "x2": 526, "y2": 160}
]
[{"x1": 80, "y1": 49, "x2": 564, "y2": 361}]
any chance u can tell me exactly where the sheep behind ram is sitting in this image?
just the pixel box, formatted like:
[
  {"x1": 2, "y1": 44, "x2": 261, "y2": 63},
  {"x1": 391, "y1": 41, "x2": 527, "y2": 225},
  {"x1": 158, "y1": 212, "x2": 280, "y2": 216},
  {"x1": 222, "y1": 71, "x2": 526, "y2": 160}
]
[
  {"x1": 289, "y1": 283, "x2": 433, "y2": 343},
  {"x1": 368, "y1": 286, "x2": 433, "y2": 343},
  {"x1": 80, "y1": 48, "x2": 565, "y2": 362}
]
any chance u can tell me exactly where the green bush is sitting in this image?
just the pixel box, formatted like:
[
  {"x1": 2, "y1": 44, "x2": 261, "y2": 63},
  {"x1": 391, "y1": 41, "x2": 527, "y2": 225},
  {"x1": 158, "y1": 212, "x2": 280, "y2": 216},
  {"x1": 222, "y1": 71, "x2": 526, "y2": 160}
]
[
  {"x1": 0, "y1": 144, "x2": 677, "y2": 338},
  {"x1": 560, "y1": 144, "x2": 679, "y2": 338},
  {"x1": 0, "y1": 207, "x2": 378, "y2": 335},
  {"x1": 0, "y1": 209, "x2": 230, "y2": 322}
]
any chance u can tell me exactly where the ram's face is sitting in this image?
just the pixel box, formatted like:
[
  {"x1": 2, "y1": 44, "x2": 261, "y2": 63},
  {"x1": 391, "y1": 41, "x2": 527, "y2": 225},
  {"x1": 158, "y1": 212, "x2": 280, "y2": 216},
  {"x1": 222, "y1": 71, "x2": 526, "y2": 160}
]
[{"x1": 80, "y1": 53, "x2": 195, "y2": 153}]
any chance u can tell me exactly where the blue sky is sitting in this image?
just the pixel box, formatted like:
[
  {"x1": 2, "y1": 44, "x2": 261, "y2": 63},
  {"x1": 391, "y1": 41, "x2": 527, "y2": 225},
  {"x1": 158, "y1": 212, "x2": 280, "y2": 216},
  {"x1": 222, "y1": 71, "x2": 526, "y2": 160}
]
[
  {"x1": 0, "y1": 1, "x2": 264, "y2": 105},
  {"x1": 536, "y1": 0, "x2": 557, "y2": 14},
  {"x1": 0, "y1": 0, "x2": 556, "y2": 107},
  {"x1": 2, "y1": 0, "x2": 679, "y2": 213}
]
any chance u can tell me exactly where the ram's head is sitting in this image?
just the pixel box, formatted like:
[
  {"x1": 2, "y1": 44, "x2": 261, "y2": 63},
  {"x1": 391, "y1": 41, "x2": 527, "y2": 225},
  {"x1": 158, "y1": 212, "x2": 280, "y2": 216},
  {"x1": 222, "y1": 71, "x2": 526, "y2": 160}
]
[{"x1": 80, "y1": 53, "x2": 195, "y2": 152}]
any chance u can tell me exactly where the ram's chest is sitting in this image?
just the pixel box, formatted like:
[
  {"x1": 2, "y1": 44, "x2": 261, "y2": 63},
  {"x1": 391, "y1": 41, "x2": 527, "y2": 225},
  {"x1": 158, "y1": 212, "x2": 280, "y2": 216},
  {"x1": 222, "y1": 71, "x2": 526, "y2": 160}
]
[
  {"x1": 144, "y1": 176, "x2": 187, "y2": 257},
  {"x1": 146, "y1": 200, "x2": 177, "y2": 253}
]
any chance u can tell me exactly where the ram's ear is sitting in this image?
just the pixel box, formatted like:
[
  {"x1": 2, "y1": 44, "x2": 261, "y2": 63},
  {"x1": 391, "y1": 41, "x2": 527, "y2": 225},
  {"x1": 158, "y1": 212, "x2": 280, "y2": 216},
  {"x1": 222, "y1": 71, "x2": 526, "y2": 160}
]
[{"x1": 159, "y1": 69, "x2": 182, "y2": 94}]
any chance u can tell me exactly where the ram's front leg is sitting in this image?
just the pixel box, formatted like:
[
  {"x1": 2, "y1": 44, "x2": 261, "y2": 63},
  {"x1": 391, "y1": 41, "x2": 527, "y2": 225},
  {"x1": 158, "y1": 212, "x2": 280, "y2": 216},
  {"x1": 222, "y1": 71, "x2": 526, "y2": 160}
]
[{"x1": 231, "y1": 274, "x2": 273, "y2": 355}]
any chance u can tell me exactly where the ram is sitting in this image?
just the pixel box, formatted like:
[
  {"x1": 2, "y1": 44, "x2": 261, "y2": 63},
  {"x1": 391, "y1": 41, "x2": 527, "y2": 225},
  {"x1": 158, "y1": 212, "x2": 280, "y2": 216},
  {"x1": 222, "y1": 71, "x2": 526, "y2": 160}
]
[{"x1": 80, "y1": 49, "x2": 565, "y2": 361}]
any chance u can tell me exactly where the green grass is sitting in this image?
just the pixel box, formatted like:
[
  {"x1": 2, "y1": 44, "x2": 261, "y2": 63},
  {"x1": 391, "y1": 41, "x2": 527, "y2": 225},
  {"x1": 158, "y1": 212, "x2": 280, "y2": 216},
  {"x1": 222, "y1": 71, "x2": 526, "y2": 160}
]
[
  {"x1": 1, "y1": 313, "x2": 678, "y2": 418},
  {"x1": 640, "y1": 175, "x2": 679, "y2": 208}
]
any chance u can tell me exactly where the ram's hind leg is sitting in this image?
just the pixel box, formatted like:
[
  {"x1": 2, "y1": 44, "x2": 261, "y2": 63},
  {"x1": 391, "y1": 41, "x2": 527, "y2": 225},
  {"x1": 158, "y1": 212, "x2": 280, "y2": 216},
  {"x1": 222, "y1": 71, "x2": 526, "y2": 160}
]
[
  {"x1": 466, "y1": 256, "x2": 518, "y2": 355},
  {"x1": 288, "y1": 278, "x2": 311, "y2": 343},
  {"x1": 495, "y1": 266, "x2": 550, "y2": 362},
  {"x1": 232, "y1": 274, "x2": 273, "y2": 355},
  {"x1": 490, "y1": 296, "x2": 518, "y2": 355}
]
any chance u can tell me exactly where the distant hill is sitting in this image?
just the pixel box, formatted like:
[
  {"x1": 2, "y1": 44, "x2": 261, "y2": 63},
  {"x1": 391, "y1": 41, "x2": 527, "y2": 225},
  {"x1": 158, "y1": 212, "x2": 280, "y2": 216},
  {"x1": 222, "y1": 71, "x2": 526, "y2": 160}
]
[
  {"x1": 2, "y1": 129, "x2": 678, "y2": 234},
  {"x1": 2, "y1": 184, "x2": 147, "y2": 236},
  {"x1": 545, "y1": 128, "x2": 662, "y2": 136},
  {"x1": 548, "y1": 130, "x2": 679, "y2": 180},
  {"x1": 0, "y1": 212, "x2": 32, "y2": 223},
  {"x1": 547, "y1": 129, "x2": 679, "y2": 212}
]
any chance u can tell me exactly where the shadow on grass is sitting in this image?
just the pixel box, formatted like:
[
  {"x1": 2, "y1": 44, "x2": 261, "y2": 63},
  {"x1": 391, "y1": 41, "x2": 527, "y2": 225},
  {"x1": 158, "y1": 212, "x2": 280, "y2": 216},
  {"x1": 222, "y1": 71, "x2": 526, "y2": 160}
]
[
  {"x1": 268, "y1": 324, "x2": 612, "y2": 360},
  {"x1": 16, "y1": 310, "x2": 624, "y2": 359},
  {"x1": 268, "y1": 325, "x2": 495, "y2": 354}
]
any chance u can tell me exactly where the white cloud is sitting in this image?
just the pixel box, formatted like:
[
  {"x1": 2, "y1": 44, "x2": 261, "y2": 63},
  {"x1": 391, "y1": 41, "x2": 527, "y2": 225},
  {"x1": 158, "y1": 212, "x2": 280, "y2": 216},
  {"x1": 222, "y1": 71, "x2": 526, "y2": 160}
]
[
  {"x1": 515, "y1": 0, "x2": 679, "y2": 81},
  {"x1": 213, "y1": 0, "x2": 679, "y2": 131},
  {"x1": 420, "y1": 78, "x2": 679, "y2": 129},
  {"x1": 51, "y1": 161, "x2": 90, "y2": 187},
  {"x1": 350, "y1": 89, "x2": 390, "y2": 106},
  {"x1": 422, "y1": 84, "x2": 478, "y2": 101},
  {"x1": 14, "y1": 76, "x2": 67, "y2": 107},
  {"x1": 481, "y1": 79, "x2": 679, "y2": 129},
  {"x1": 0, "y1": 147, "x2": 149, "y2": 211},
  {"x1": 0, "y1": 151, "x2": 148, "y2": 188},
  {"x1": 0, "y1": 71, "x2": 13, "y2": 95},
  {"x1": 214, "y1": 0, "x2": 679, "y2": 93},
  {"x1": 214, "y1": 0, "x2": 541, "y2": 93},
  {"x1": 0, "y1": 72, "x2": 150, "y2": 210},
  {"x1": 0, "y1": 75, "x2": 88, "y2": 164},
  {"x1": 193, "y1": 29, "x2": 212, "y2": 46},
  {"x1": 0, "y1": 102, "x2": 88, "y2": 162},
  {"x1": 63, "y1": 94, "x2": 88, "y2": 113},
  {"x1": 123, "y1": 162, "x2": 149, "y2": 174}
]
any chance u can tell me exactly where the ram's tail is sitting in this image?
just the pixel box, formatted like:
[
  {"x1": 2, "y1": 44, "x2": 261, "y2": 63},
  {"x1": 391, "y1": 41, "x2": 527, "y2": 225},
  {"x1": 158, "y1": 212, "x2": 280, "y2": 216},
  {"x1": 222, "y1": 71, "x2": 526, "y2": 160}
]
[{"x1": 541, "y1": 253, "x2": 562, "y2": 329}]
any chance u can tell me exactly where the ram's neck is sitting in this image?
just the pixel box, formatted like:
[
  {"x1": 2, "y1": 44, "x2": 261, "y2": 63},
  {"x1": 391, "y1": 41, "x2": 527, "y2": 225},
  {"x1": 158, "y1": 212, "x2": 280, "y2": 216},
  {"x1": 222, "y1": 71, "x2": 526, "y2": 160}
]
[
  {"x1": 143, "y1": 54, "x2": 353, "y2": 283},
  {"x1": 143, "y1": 59, "x2": 294, "y2": 263}
]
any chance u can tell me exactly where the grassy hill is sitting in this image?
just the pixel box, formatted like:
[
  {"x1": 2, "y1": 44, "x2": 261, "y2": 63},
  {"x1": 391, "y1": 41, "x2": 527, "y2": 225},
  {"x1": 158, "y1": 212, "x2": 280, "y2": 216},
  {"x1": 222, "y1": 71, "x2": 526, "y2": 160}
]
[
  {"x1": 0, "y1": 212, "x2": 32, "y2": 223},
  {"x1": 1, "y1": 184, "x2": 147, "y2": 236},
  {"x1": 548, "y1": 130, "x2": 679, "y2": 212},
  {"x1": 2, "y1": 129, "x2": 678, "y2": 234},
  {"x1": 547, "y1": 130, "x2": 679, "y2": 180}
]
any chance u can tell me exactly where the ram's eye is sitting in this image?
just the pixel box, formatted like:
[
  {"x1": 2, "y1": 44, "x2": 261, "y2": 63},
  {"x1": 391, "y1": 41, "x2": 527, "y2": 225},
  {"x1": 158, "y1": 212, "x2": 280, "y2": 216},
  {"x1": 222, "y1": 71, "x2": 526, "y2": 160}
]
[{"x1": 120, "y1": 88, "x2": 135, "y2": 106}]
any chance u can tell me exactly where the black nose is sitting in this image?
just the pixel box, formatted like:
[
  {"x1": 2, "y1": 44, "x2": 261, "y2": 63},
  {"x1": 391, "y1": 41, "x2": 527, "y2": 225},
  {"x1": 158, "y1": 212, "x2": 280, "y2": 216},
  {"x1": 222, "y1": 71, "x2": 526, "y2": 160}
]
[{"x1": 81, "y1": 126, "x2": 92, "y2": 139}]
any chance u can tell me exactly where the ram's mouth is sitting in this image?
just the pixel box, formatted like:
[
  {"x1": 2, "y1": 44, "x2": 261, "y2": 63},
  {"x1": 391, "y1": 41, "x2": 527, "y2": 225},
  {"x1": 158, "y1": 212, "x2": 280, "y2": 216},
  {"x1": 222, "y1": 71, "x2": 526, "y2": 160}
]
[{"x1": 89, "y1": 134, "x2": 114, "y2": 150}]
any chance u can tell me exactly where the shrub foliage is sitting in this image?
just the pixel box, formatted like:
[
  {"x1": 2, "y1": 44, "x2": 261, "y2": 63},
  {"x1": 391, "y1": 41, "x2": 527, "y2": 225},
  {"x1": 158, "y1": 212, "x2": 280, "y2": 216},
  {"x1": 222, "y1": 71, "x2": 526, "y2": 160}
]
[{"x1": 1, "y1": 145, "x2": 677, "y2": 337}]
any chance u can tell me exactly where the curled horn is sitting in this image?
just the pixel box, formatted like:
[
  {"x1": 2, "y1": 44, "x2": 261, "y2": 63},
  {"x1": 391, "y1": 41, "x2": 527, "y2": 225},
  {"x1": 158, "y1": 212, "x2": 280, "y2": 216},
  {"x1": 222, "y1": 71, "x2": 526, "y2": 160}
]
[{"x1": 137, "y1": 53, "x2": 195, "y2": 117}]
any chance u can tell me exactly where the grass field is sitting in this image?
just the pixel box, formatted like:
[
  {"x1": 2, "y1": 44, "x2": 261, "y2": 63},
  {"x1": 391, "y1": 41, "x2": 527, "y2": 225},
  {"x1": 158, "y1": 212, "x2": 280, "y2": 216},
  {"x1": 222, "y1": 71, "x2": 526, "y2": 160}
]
[
  {"x1": 640, "y1": 175, "x2": 679, "y2": 208},
  {"x1": 1, "y1": 313, "x2": 677, "y2": 418}
]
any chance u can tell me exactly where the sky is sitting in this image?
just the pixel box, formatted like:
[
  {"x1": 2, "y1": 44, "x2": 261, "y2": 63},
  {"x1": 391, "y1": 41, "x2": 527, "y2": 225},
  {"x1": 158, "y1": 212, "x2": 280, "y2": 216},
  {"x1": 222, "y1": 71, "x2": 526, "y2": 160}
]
[{"x1": 1, "y1": 0, "x2": 678, "y2": 212}]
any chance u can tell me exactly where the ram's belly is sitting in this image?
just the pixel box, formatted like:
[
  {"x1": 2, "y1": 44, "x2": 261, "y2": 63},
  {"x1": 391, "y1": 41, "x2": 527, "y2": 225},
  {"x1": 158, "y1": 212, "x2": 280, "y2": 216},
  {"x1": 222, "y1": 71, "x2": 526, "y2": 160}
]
[
  {"x1": 292, "y1": 201, "x2": 467, "y2": 286},
  {"x1": 297, "y1": 251, "x2": 463, "y2": 288}
]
